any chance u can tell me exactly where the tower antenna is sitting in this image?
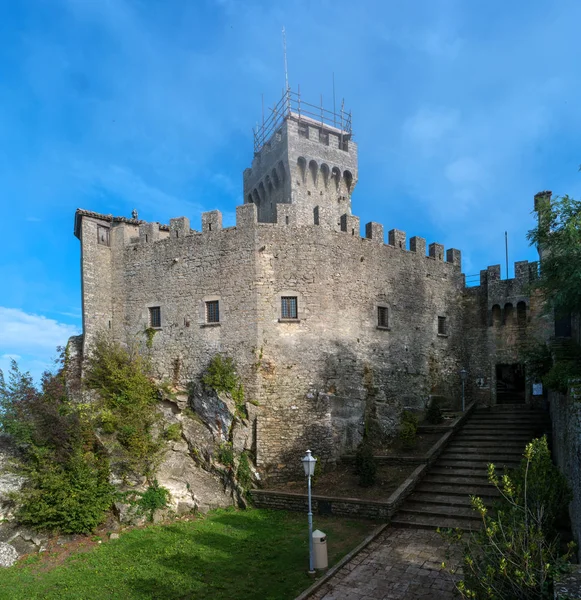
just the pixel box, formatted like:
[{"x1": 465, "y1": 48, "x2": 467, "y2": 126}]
[
  {"x1": 332, "y1": 72, "x2": 336, "y2": 127},
  {"x1": 282, "y1": 26, "x2": 290, "y2": 96},
  {"x1": 505, "y1": 231, "x2": 509, "y2": 280}
]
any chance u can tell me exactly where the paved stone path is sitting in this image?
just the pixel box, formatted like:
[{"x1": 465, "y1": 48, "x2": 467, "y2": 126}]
[{"x1": 311, "y1": 527, "x2": 463, "y2": 600}]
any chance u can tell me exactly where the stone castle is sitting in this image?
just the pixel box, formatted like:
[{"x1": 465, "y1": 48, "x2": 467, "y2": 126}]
[{"x1": 73, "y1": 89, "x2": 551, "y2": 481}]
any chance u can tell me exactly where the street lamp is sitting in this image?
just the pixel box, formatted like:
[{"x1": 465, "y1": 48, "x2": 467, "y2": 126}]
[
  {"x1": 460, "y1": 368, "x2": 469, "y2": 412},
  {"x1": 302, "y1": 449, "x2": 317, "y2": 574}
]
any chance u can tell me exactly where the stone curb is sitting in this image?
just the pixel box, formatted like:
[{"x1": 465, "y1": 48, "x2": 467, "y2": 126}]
[
  {"x1": 293, "y1": 523, "x2": 388, "y2": 600},
  {"x1": 252, "y1": 402, "x2": 478, "y2": 518}
]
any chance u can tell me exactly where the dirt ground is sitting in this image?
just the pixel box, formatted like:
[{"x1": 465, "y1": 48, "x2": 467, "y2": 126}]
[
  {"x1": 375, "y1": 432, "x2": 443, "y2": 456},
  {"x1": 273, "y1": 462, "x2": 416, "y2": 501}
]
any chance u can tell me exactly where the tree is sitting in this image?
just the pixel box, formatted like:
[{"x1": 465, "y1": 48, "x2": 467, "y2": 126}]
[{"x1": 527, "y1": 194, "x2": 581, "y2": 317}]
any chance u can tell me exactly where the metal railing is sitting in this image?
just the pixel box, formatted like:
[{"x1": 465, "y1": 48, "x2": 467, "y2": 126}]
[{"x1": 253, "y1": 87, "x2": 352, "y2": 153}]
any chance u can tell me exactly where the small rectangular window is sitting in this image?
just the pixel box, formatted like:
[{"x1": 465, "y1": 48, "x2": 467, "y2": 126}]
[
  {"x1": 438, "y1": 316, "x2": 447, "y2": 335},
  {"x1": 378, "y1": 306, "x2": 389, "y2": 328},
  {"x1": 206, "y1": 300, "x2": 220, "y2": 323},
  {"x1": 97, "y1": 225, "x2": 110, "y2": 246},
  {"x1": 281, "y1": 296, "x2": 298, "y2": 319},
  {"x1": 149, "y1": 306, "x2": 161, "y2": 328}
]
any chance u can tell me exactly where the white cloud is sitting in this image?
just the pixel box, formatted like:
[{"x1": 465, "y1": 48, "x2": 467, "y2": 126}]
[
  {"x1": 402, "y1": 108, "x2": 460, "y2": 155},
  {"x1": 0, "y1": 307, "x2": 79, "y2": 354}
]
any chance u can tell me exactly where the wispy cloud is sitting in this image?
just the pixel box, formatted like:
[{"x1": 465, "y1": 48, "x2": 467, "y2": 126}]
[
  {"x1": 0, "y1": 308, "x2": 79, "y2": 382},
  {"x1": 0, "y1": 307, "x2": 79, "y2": 353}
]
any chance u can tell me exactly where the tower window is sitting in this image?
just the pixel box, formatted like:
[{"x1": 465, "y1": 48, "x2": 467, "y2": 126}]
[
  {"x1": 149, "y1": 306, "x2": 161, "y2": 329},
  {"x1": 377, "y1": 306, "x2": 389, "y2": 329},
  {"x1": 438, "y1": 316, "x2": 447, "y2": 335},
  {"x1": 206, "y1": 300, "x2": 220, "y2": 324},
  {"x1": 97, "y1": 226, "x2": 110, "y2": 246},
  {"x1": 281, "y1": 296, "x2": 298, "y2": 320}
]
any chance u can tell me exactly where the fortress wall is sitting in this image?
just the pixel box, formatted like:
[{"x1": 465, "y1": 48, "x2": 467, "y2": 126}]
[
  {"x1": 252, "y1": 218, "x2": 465, "y2": 479},
  {"x1": 78, "y1": 205, "x2": 465, "y2": 481},
  {"x1": 463, "y1": 262, "x2": 552, "y2": 404},
  {"x1": 79, "y1": 216, "x2": 114, "y2": 354},
  {"x1": 104, "y1": 207, "x2": 261, "y2": 402}
]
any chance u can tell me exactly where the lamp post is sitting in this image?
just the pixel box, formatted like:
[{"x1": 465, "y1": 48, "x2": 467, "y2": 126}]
[
  {"x1": 302, "y1": 449, "x2": 317, "y2": 574},
  {"x1": 460, "y1": 368, "x2": 468, "y2": 412}
]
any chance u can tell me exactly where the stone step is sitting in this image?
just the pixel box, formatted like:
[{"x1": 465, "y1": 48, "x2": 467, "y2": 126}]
[
  {"x1": 450, "y1": 435, "x2": 531, "y2": 450},
  {"x1": 408, "y1": 492, "x2": 494, "y2": 508},
  {"x1": 449, "y1": 435, "x2": 528, "y2": 449},
  {"x1": 415, "y1": 482, "x2": 499, "y2": 497},
  {"x1": 437, "y1": 459, "x2": 519, "y2": 470},
  {"x1": 430, "y1": 467, "x2": 492, "y2": 478},
  {"x1": 423, "y1": 474, "x2": 490, "y2": 486},
  {"x1": 442, "y1": 447, "x2": 524, "y2": 457},
  {"x1": 440, "y1": 454, "x2": 522, "y2": 467},
  {"x1": 462, "y1": 424, "x2": 546, "y2": 432},
  {"x1": 390, "y1": 512, "x2": 479, "y2": 531},
  {"x1": 400, "y1": 502, "x2": 480, "y2": 521},
  {"x1": 447, "y1": 440, "x2": 526, "y2": 449},
  {"x1": 466, "y1": 416, "x2": 547, "y2": 423}
]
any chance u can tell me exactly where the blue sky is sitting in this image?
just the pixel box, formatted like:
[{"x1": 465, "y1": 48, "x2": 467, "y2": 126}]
[{"x1": 1, "y1": 0, "x2": 581, "y2": 381}]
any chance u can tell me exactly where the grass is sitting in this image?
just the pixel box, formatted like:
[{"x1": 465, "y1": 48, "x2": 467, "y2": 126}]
[{"x1": 0, "y1": 508, "x2": 376, "y2": 600}]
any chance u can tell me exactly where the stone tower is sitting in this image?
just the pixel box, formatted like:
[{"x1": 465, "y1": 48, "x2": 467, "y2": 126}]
[{"x1": 243, "y1": 89, "x2": 358, "y2": 230}]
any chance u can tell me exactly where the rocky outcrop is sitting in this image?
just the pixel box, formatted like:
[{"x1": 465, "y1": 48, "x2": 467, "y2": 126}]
[
  {"x1": 0, "y1": 542, "x2": 18, "y2": 568},
  {"x1": 0, "y1": 436, "x2": 25, "y2": 521}
]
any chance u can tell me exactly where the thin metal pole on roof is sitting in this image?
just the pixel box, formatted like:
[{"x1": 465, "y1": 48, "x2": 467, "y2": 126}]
[
  {"x1": 505, "y1": 231, "x2": 509, "y2": 280},
  {"x1": 321, "y1": 94, "x2": 324, "y2": 126},
  {"x1": 298, "y1": 83, "x2": 301, "y2": 120},
  {"x1": 333, "y1": 72, "x2": 336, "y2": 127},
  {"x1": 262, "y1": 94, "x2": 264, "y2": 130},
  {"x1": 283, "y1": 26, "x2": 289, "y2": 95}
]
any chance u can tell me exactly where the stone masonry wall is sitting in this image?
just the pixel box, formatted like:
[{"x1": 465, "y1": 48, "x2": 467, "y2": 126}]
[
  {"x1": 463, "y1": 262, "x2": 552, "y2": 405},
  {"x1": 76, "y1": 203, "x2": 464, "y2": 483},
  {"x1": 550, "y1": 390, "x2": 581, "y2": 552}
]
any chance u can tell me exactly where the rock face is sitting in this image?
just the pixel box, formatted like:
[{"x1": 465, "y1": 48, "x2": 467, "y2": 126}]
[
  {"x1": 157, "y1": 439, "x2": 233, "y2": 514},
  {"x1": 188, "y1": 383, "x2": 236, "y2": 442},
  {"x1": 0, "y1": 542, "x2": 18, "y2": 568},
  {"x1": 0, "y1": 436, "x2": 25, "y2": 521}
]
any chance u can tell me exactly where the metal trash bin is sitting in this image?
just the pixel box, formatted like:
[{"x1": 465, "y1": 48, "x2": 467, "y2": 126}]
[{"x1": 312, "y1": 529, "x2": 328, "y2": 569}]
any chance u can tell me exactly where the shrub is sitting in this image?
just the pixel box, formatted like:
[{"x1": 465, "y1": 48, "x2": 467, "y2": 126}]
[
  {"x1": 1, "y1": 356, "x2": 114, "y2": 534},
  {"x1": 355, "y1": 437, "x2": 377, "y2": 487},
  {"x1": 543, "y1": 360, "x2": 581, "y2": 395},
  {"x1": 236, "y1": 452, "x2": 254, "y2": 490},
  {"x1": 425, "y1": 398, "x2": 444, "y2": 424},
  {"x1": 398, "y1": 410, "x2": 418, "y2": 450},
  {"x1": 17, "y1": 449, "x2": 114, "y2": 534},
  {"x1": 85, "y1": 335, "x2": 163, "y2": 476},
  {"x1": 164, "y1": 423, "x2": 182, "y2": 442},
  {"x1": 202, "y1": 354, "x2": 246, "y2": 417},
  {"x1": 216, "y1": 442, "x2": 235, "y2": 469},
  {"x1": 443, "y1": 437, "x2": 574, "y2": 599},
  {"x1": 137, "y1": 480, "x2": 171, "y2": 522}
]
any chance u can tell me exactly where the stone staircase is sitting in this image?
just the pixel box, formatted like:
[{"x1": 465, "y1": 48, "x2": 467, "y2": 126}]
[{"x1": 391, "y1": 405, "x2": 550, "y2": 530}]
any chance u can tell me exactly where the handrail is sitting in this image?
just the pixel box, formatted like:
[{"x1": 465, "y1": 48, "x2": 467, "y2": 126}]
[{"x1": 253, "y1": 88, "x2": 352, "y2": 153}]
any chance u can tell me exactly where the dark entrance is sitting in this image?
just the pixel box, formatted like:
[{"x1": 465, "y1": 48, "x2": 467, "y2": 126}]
[
  {"x1": 554, "y1": 312, "x2": 572, "y2": 338},
  {"x1": 496, "y1": 364, "x2": 526, "y2": 404}
]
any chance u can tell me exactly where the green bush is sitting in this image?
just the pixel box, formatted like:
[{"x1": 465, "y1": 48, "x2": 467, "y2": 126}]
[
  {"x1": 543, "y1": 360, "x2": 581, "y2": 395},
  {"x1": 355, "y1": 438, "x2": 377, "y2": 487},
  {"x1": 85, "y1": 335, "x2": 163, "y2": 476},
  {"x1": 398, "y1": 410, "x2": 418, "y2": 450},
  {"x1": 236, "y1": 452, "x2": 254, "y2": 490},
  {"x1": 444, "y1": 437, "x2": 574, "y2": 599},
  {"x1": 216, "y1": 442, "x2": 235, "y2": 468},
  {"x1": 1, "y1": 356, "x2": 114, "y2": 534},
  {"x1": 137, "y1": 480, "x2": 171, "y2": 522},
  {"x1": 164, "y1": 423, "x2": 182, "y2": 442},
  {"x1": 202, "y1": 354, "x2": 246, "y2": 417},
  {"x1": 17, "y1": 449, "x2": 114, "y2": 534},
  {"x1": 425, "y1": 398, "x2": 444, "y2": 424}
]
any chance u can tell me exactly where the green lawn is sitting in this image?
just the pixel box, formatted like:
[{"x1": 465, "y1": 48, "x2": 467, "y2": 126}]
[{"x1": 0, "y1": 509, "x2": 376, "y2": 600}]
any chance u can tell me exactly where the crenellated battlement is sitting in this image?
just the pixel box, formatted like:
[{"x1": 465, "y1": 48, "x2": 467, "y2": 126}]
[{"x1": 74, "y1": 206, "x2": 462, "y2": 275}]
